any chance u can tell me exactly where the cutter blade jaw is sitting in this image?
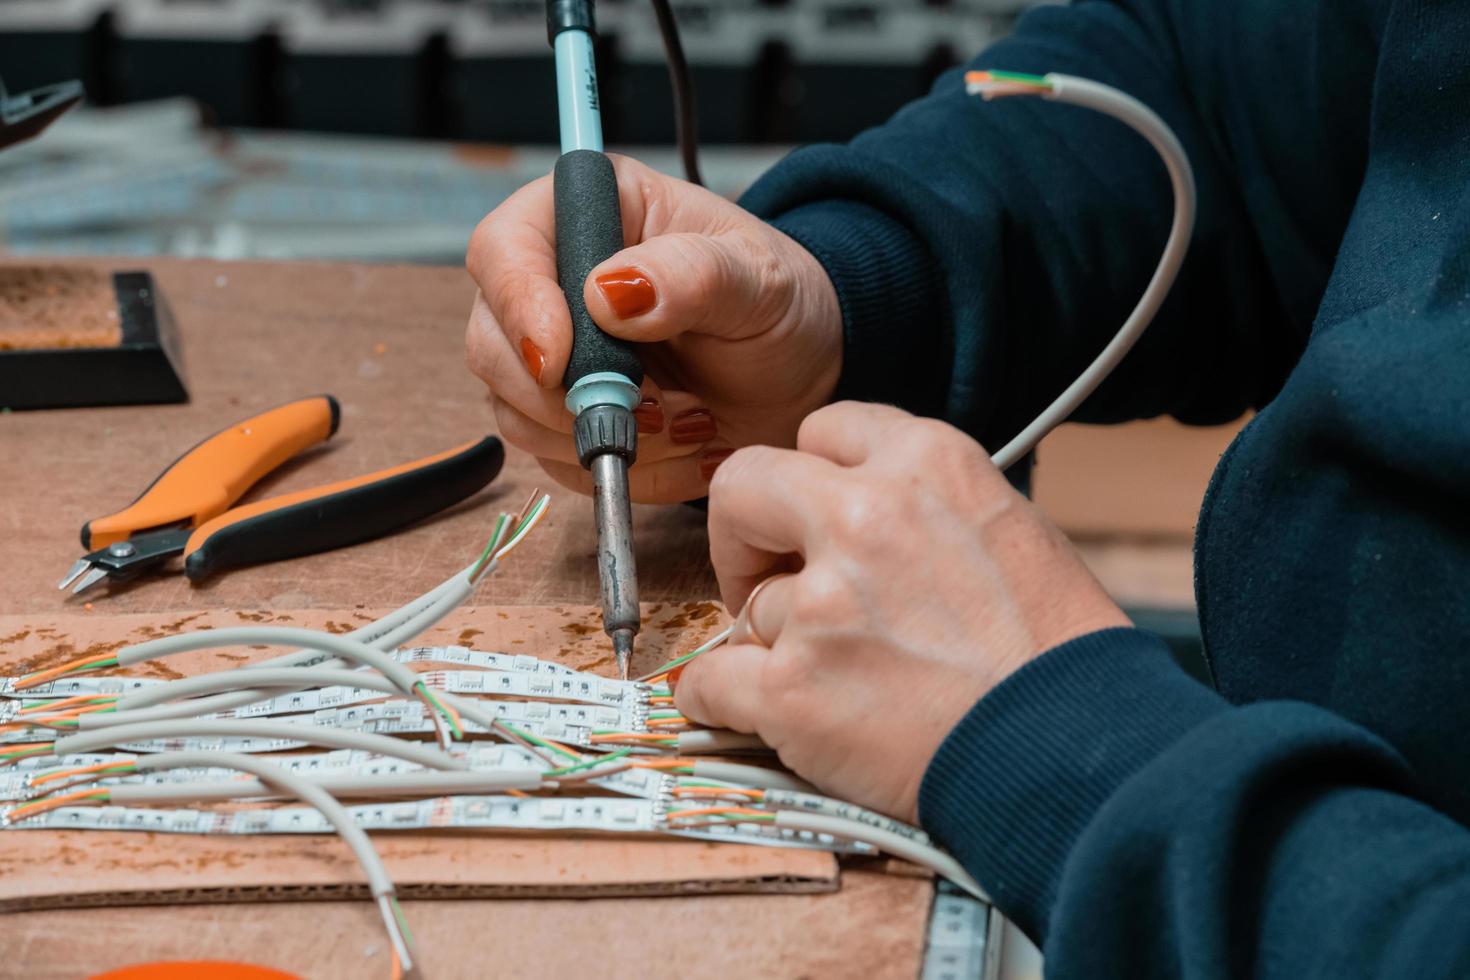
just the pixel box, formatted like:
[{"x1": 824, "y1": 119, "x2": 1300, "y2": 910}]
[{"x1": 59, "y1": 527, "x2": 191, "y2": 594}]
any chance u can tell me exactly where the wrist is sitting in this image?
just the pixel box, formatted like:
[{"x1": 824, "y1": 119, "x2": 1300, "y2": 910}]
[{"x1": 753, "y1": 199, "x2": 949, "y2": 416}]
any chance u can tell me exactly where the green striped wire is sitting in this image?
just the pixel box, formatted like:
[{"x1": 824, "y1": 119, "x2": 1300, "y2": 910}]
[
  {"x1": 501, "y1": 722, "x2": 581, "y2": 762},
  {"x1": 415, "y1": 682, "x2": 463, "y2": 741},
  {"x1": 545, "y1": 747, "x2": 636, "y2": 777},
  {"x1": 981, "y1": 69, "x2": 1052, "y2": 87}
]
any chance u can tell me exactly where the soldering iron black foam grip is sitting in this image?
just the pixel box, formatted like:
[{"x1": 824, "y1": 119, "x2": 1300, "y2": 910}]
[{"x1": 554, "y1": 149, "x2": 645, "y2": 392}]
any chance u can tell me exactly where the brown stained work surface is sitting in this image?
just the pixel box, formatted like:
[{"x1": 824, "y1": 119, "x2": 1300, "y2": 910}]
[
  {"x1": 0, "y1": 265, "x2": 120, "y2": 350},
  {"x1": 0, "y1": 260, "x2": 932, "y2": 977}
]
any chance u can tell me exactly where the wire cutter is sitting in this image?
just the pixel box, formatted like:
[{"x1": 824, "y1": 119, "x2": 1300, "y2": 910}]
[{"x1": 58, "y1": 395, "x2": 504, "y2": 594}]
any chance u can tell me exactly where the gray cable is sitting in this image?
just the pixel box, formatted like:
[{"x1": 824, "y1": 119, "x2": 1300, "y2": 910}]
[
  {"x1": 691, "y1": 761, "x2": 813, "y2": 792},
  {"x1": 762, "y1": 789, "x2": 930, "y2": 844},
  {"x1": 109, "y1": 769, "x2": 544, "y2": 804},
  {"x1": 103, "y1": 564, "x2": 476, "y2": 725},
  {"x1": 676, "y1": 730, "x2": 768, "y2": 754},
  {"x1": 117, "y1": 627, "x2": 425, "y2": 693},
  {"x1": 54, "y1": 719, "x2": 468, "y2": 770},
  {"x1": 773, "y1": 811, "x2": 987, "y2": 901},
  {"x1": 114, "y1": 667, "x2": 401, "y2": 711},
  {"x1": 976, "y1": 74, "x2": 1196, "y2": 471}
]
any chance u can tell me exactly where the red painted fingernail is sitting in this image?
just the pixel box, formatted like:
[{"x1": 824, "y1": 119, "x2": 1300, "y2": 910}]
[
  {"x1": 519, "y1": 337, "x2": 546, "y2": 383},
  {"x1": 700, "y1": 449, "x2": 734, "y2": 481},
  {"x1": 594, "y1": 268, "x2": 657, "y2": 318},
  {"x1": 670, "y1": 408, "x2": 717, "y2": 444},
  {"x1": 634, "y1": 397, "x2": 664, "y2": 434}
]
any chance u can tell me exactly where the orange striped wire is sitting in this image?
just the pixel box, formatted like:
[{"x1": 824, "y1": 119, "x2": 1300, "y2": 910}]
[
  {"x1": 15, "y1": 654, "x2": 115, "y2": 691},
  {"x1": 30, "y1": 761, "x2": 135, "y2": 788},
  {"x1": 542, "y1": 737, "x2": 583, "y2": 760},
  {"x1": 630, "y1": 757, "x2": 695, "y2": 770},
  {"x1": 506, "y1": 789, "x2": 530, "y2": 799},
  {"x1": 672, "y1": 787, "x2": 764, "y2": 800},
  {"x1": 667, "y1": 806, "x2": 769, "y2": 821},
  {"x1": 0, "y1": 743, "x2": 54, "y2": 766},
  {"x1": 646, "y1": 696, "x2": 675, "y2": 705},
  {"x1": 645, "y1": 717, "x2": 690, "y2": 728},
  {"x1": 18, "y1": 694, "x2": 111, "y2": 715},
  {"x1": 27, "y1": 703, "x2": 114, "y2": 727},
  {"x1": 589, "y1": 733, "x2": 677, "y2": 744},
  {"x1": 7, "y1": 788, "x2": 108, "y2": 822}
]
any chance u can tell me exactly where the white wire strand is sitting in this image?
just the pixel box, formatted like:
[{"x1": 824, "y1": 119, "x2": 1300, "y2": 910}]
[
  {"x1": 54, "y1": 719, "x2": 468, "y2": 770},
  {"x1": 971, "y1": 73, "x2": 1198, "y2": 471},
  {"x1": 103, "y1": 561, "x2": 481, "y2": 725},
  {"x1": 115, "y1": 667, "x2": 402, "y2": 712},
  {"x1": 122, "y1": 751, "x2": 414, "y2": 972},
  {"x1": 108, "y1": 769, "x2": 544, "y2": 805}
]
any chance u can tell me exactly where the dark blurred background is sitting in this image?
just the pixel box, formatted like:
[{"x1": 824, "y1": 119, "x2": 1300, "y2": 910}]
[
  {"x1": 0, "y1": 0, "x2": 1035, "y2": 262},
  {"x1": 0, "y1": 0, "x2": 1022, "y2": 144}
]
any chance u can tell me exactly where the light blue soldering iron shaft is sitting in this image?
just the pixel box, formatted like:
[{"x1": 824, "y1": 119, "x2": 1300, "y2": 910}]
[{"x1": 555, "y1": 29, "x2": 603, "y2": 153}]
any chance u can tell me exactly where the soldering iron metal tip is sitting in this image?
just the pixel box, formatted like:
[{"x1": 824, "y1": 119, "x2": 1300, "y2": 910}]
[{"x1": 612, "y1": 629, "x2": 635, "y2": 680}]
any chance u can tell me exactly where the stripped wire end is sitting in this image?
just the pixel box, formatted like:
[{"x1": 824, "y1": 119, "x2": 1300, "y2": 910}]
[
  {"x1": 14, "y1": 654, "x2": 121, "y2": 691},
  {"x1": 4, "y1": 787, "x2": 109, "y2": 824},
  {"x1": 18, "y1": 694, "x2": 116, "y2": 715},
  {"x1": 28, "y1": 760, "x2": 138, "y2": 792},
  {"x1": 0, "y1": 744, "x2": 55, "y2": 768},
  {"x1": 470, "y1": 492, "x2": 553, "y2": 581},
  {"x1": 378, "y1": 894, "x2": 416, "y2": 980},
  {"x1": 666, "y1": 806, "x2": 776, "y2": 829},
  {"x1": 964, "y1": 69, "x2": 1054, "y2": 100},
  {"x1": 635, "y1": 625, "x2": 734, "y2": 683},
  {"x1": 414, "y1": 681, "x2": 463, "y2": 743}
]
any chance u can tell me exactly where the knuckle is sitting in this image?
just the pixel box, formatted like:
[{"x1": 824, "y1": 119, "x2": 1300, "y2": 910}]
[
  {"x1": 897, "y1": 418, "x2": 989, "y2": 483},
  {"x1": 755, "y1": 646, "x2": 813, "y2": 707},
  {"x1": 790, "y1": 565, "x2": 863, "y2": 625},
  {"x1": 830, "y1": 482, "x2": 901, "y2": 546}
]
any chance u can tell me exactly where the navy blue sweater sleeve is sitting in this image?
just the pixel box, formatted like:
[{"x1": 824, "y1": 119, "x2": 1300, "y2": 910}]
[
  {"x1": 740, "y1": 0, "x2": 1380, "y2": 450},
  {"x1": 920, "y1": 629, "x2": 1470, "y2": 978}
]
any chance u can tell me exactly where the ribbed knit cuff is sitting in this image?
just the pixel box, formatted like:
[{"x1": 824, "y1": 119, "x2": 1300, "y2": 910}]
[
  {"x1": 918, "y1": 627, "x2": 1228, "y2": 938},
  {"x1": 761, "y1": 200, "x2": 949, "y2": 414}
]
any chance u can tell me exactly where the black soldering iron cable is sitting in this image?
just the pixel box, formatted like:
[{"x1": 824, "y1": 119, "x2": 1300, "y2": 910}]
[{"x1": 650, "y1": 0, "x2": 703, "y2": 186}]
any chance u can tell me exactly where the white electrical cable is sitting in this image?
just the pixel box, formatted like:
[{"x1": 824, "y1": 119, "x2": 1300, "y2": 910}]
[
  {"x1": 126, "y1": 751, "x2": 417, "y2": 975},
  {"x1": 773, "y1": 810, "x2": 987, "y2": 901},
  {"x1": 102, "y1": 561, "x2": 481, "y2": 725},
  {"x1": 676, "y1": 731, "x2": 768, "y2": 754},
  {"x1": 114, "y1": 667, "x2": 404, "y2": 712},
  {"x1": 108, "y1": 769, "x2": 545, "y2": 805},
  {"x1": 116, "y1": 627, "x2": 426, "y2": 692},
  {"x1": 761, "y1": 788, "x2": 931, "y2": 844},
  {"x1": 971, "y1": 73, "x2": 1197, "y2": 471},
  {"x1": 54, "y1": 719, "x2": 468, "y2": 770},
  {"x1": 690, "y1": 761, "x2": 814, "y2": 792}
]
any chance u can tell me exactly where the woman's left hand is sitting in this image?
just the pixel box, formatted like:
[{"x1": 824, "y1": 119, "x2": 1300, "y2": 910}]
[{"x1": 674, "y1": 401, "x2": 1130, "y2": 823}]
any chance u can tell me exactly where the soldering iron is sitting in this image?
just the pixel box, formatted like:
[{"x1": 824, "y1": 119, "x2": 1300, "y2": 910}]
[{"x1": 546, "y1": 0, "x2": 642, "y2": 678}]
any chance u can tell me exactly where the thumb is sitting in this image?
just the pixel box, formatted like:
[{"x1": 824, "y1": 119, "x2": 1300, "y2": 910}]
[{"x1": 583, "y1": 230, "x2": 797, "y2": 343}]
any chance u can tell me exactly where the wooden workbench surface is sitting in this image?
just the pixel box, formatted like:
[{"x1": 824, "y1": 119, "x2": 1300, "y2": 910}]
[
  {"x1": 0, "y1": 259, "x2": 931, "y2": 979},
  {"x1": 0, "y1": 257, "x2": 1227, "y2": 977}
]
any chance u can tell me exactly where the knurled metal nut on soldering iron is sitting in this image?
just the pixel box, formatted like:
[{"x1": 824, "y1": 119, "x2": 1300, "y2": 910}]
[{"x1": 574, "y1": 404, "x2": 638, "y2": 468}]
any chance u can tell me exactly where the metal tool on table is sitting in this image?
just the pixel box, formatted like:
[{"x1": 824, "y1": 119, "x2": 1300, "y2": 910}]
[
  {"x1": 0, "y1": 75, "x2": 82, "y2": 152},
  {"x1": 546, "y1": 0, "x2": 643, "y2": 678},
  {"x1": 58, "y1": 395, "x2": 504, "y2": 594}
]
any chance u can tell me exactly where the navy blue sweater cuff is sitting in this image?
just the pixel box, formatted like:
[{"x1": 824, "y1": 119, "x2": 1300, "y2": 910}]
[
  {"x1": 918, "y1": 627, "x2": 1228, "y2": 937},
  {"x1": 759, "y1": 199, "x2": 949, "y2": 414}
]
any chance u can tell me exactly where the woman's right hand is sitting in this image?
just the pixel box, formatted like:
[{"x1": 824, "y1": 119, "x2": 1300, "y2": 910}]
[{"x1": 465, "y1": 154, "x2": 844, "y2": 503}]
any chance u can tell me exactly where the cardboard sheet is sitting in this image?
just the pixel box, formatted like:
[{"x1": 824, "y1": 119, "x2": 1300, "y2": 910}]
[{"x1": 0, "y1": 605, "x2": 840, "y2": 913}]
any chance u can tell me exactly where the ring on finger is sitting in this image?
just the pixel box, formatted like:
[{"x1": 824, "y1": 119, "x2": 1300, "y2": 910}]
[{"x1": 734, "y1": 572, "x2": 795, "y2": 649}]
